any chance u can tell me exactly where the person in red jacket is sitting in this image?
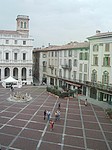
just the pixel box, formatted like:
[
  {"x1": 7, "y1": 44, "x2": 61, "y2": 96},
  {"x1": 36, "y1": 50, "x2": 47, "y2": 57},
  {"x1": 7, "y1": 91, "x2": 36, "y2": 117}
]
[{"x1": 50, "y1": 120, "x2": 54, "y2": 131}]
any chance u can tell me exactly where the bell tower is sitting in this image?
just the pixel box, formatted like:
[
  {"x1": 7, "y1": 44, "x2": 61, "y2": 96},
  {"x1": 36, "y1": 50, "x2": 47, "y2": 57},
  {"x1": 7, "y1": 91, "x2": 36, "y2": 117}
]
[{"x1": 16, "y1": 15, "x2": 29, "y2": 35}]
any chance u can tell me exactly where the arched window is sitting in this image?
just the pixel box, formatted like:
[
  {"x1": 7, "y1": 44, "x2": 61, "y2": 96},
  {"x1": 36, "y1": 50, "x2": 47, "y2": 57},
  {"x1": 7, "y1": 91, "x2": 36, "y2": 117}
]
[
  {"x1": 4, "y1": 67, "x2": 10, "y2": 78},
  {"x1": 21, "y1": 68, "x2": 26, "y2": 80},
  {"x1": 21, "y1": 21, "x2": 23, "y2": 28},
  {"x1": 13, "y1": 68, "x2": 18, "y2": 80},
  {"x1": 102, "y1": 71, "x2": 109, "y2": 84},
  {"x1": 24, "y1": 22, "x2": 26, "y2": 28},
  {"x1": 91, "y1": 69, "x2": 97, "y2": 82}
]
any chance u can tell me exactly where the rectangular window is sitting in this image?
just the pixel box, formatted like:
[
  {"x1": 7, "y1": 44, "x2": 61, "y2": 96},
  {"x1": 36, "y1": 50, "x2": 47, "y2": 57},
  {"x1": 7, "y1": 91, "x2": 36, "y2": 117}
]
[
  {"x1": 64, "y1": 70, "x2": 66, "y2": 78},
  {"x1": 74, "y1": 59, "x2": 77, "y2": 67},
  {"x1": 84, "y1": 74, "x2": 87, "y2": 81},
  {"x1": 84, "y1": 64, "x2": 87, "y2": 72},
  {"x1": 49, "y1": 52, "x2": 50, "y2": 57},
  {"x1": 51, "y1": 69, "x2": 53, "y2": 74},
  {"x1": 14, "y1": 40, "x2": 17, "y2": 44},
  {"x1": 55, "y1": 51, "x2": 58, "y2": 57},
  {"x1": 79, "y1": 64, "x2": 82, "y2": 72},
  {"x1": 93, "y1": 55, "x2": 98, "y2": 65},
  {"x1": 55, "y1": 69, "x2": 57, "y2": 75},
  {"x1": 85, "y1": 52, "x2": 88, "y2": 60},
  {"x1": 103, "y1": 56, "x2": 110, "y2": 66},
  {"x1": 69, "y1": 50, "x2": 72, "y2": 56},
  {"x1": 14, "y1": 53, "x2": 17, "y2": 60},
  {"x1": 64, "y1": 50, "x2": 67, "y2": 57},
  {"x1": 74, "y1": 50, "x2": 77, "y2": 57},
  {"x1": 55, "y1": 59, "x2": 57, "y2": 66},
  {"x1": 79, "y1": 53, "x2": 83, "y2": 60},
  {"x1": 79, "y1": 73, "x2": 82, "y2": 81},
  {"x1": 6, "y1": 40, "x2": 9, "y2": 44},
  {"x1": 23, "y1": 41, "x2": 26, "y2": 45},
  {"x1": 60, "y1": 51, "x2": 62, "y2": 57},
  {"x1": 6, "y1": 53, "x2": 9, "y2": 60},
  {"x1": 48, "y1": 59, "x2": 50, "y2": 66},
  {"x1": 105, "y1": 43, "x2": 109, "y2": 52},
  {"x1": 73, "y1": 71, "x2": 77, "y2": 80},
  {"x1": 51, "y1": 51, "x2": 53, "y2": 57},
  {"x1": 23, "y1": 53, "x2": 26, "y2": 60}
]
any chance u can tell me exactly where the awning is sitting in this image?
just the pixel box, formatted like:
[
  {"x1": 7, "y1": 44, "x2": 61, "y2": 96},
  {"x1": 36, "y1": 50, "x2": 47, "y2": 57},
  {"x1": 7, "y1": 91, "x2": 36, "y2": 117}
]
[{"x1": 66, "y1": 81, "x2": 81, "y2": 87}]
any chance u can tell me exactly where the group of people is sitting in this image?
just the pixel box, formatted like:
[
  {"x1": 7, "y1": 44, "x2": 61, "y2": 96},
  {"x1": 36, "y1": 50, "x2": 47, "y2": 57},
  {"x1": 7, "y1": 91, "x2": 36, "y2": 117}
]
[
  {"x1": 43, "y1": 102, "x2": 61, "y2": 131},
  {"x1": 44, "y1": 110, "x2": 51, "y2": 121},
  {"x1": 54, "y1": 110, "x2": 60, "y2": 121}
]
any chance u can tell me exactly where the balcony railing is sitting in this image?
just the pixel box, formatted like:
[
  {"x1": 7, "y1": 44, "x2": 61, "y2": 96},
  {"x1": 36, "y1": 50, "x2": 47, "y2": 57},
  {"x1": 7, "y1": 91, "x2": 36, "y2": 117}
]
[
  {"x1": 61, "y1": 64, "x2": 72, "y2": 70},
  {"x1": 49, "y1": 65, "x2": 54, "y2": 69},
  {"x1": 84, "y1": 81, "x2": 112, "y2": 92}
]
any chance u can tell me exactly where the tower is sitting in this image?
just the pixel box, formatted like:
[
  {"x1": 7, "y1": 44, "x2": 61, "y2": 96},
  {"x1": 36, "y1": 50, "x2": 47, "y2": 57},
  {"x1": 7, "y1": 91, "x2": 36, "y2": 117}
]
[{"x1": 16, "y1": 15, "x2": 29, "y2": 35}]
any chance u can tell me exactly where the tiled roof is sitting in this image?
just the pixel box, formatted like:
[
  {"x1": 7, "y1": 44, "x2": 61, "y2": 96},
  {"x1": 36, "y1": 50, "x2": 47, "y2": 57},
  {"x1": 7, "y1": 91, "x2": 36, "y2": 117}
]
[
  {"x1": 88, "y1": 31, "x2": 112, "y2": 40},
  {"x1": 33, "y1": 41, "x2": 89, "y2": 52}
]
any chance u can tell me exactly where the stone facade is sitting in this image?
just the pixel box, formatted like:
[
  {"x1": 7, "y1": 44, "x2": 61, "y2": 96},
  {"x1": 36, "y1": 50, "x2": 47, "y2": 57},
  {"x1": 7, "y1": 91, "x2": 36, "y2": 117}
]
[{"x1": 0, "y1": 15, "x2": 34, "y2": 84}]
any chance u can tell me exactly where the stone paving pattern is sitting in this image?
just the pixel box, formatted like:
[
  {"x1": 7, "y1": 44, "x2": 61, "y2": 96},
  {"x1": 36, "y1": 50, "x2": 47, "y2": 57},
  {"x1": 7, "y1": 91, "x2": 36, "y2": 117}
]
[{"x1": 0, "y1": 86, "x2": 112, "y2": 150}]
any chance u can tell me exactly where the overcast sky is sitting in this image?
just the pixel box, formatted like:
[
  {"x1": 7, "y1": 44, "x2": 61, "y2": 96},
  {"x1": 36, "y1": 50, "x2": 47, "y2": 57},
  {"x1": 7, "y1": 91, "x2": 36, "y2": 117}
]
[{"x1": 0, "y1": 0, "x2": 112, "y2": 47}]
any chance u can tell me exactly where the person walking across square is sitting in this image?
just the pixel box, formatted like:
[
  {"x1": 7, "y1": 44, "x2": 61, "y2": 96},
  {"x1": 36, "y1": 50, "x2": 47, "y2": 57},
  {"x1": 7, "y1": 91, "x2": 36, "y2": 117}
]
[
  {"x1": 44, "y1": 110, "x2": 46, "y2": 120},
  {"x1": 50, "y1": 120, "x2": 54, "y2": 131}
]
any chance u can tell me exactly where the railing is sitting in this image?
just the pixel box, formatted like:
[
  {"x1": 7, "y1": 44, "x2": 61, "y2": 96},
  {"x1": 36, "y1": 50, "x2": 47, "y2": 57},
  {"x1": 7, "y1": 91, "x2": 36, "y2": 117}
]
[
  {"x1": 49, "y1": 65, "x2": 54, "y2": 69},
  {"x1": 84, "y1": 81, "x2": 112, "y2": 92},
  {"x1": 61, "y1": 64, "x2": 72, "y2": 70}
]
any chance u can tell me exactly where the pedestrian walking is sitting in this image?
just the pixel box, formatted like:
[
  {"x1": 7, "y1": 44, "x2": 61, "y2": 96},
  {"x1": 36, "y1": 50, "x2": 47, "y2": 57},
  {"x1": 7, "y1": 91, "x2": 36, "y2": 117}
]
[
  {"x1": 58, "y1": 102, "x2": 61, "y2": 110},
  {"x1": 54, "y1": 111, "x2": 58, "y2": 122},
  {"x1": 44, "y1": 110, "x2": 46, "y2": 120},
  {"x1": 85, "y1": 99, "x2": 88, "y2": 106},
  {"x1": 10, "y1": 84, "x2": 14, "y2": 92},
  {"x1": 57, "y1": 110, "x2": 60, "y2": 120},
  {"x1": 50, "y1": 120, "x2": 54, "y2": 131},
  {"x1": 47, "y1": 111, "x2": 51, "y2": 121}
]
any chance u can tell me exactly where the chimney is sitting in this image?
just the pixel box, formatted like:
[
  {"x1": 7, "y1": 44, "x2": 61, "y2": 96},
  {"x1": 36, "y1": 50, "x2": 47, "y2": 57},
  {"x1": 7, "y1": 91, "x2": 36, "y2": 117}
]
[{"x1": 96, "y1": 30, "x2": 101, "y2": 34}]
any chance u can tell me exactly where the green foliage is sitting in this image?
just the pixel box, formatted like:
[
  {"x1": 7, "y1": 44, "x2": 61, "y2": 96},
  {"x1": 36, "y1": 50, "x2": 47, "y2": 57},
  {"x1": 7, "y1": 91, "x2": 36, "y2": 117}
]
[
  {"x1": 60, "y1": 92, "x2": 69, "y2": 98},
  {"x1": 105, "y1": 108, "x2": 112, "y2": 116},
  {"x1": 68, "y1": 90, "x2": 75, "y2": 97},
  {"x1": 46, "y1": 86, "x2": 75, "y2": 98}
]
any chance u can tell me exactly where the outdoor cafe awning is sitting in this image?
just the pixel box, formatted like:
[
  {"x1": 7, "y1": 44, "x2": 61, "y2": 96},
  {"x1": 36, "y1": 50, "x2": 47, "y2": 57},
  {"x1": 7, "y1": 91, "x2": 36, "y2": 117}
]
[{"x1": 66, "y1": 81, "x2": 81, "y2": 87}]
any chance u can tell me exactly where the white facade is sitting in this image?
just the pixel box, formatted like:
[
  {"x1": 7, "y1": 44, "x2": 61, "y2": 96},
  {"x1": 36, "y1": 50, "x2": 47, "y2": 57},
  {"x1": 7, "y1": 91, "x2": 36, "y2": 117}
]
[
  {"x1": 87, "y1": 31, "x2": 112, "y2": 101},
  {"x1": 0, "y1": 15, "x2": 34, "y2": 84}
]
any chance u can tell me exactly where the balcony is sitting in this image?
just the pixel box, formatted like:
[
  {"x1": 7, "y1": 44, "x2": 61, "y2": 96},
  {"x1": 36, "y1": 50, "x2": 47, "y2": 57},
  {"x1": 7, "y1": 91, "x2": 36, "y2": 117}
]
[
  {"x1": 84, "y1": 81, "x2": 112, "y2": 92},
  {"x1": 49, "y1": 65, "x2": 54, "y2": 69},
  {"x1": 62, "y1": 64, "x2": 72, "y2": 70}
]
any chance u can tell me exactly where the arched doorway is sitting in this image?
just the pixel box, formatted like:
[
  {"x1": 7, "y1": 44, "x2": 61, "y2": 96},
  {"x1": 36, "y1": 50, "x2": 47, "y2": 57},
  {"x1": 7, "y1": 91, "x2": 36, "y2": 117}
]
[
  {"x1": 83, "y1": 86, "x2": 86, "y2": 95},
  {"x1": 21, "y1": 68, "x2": 26, "y2": 80},
  {"x1": 13, "y1": 68, "x2": 18, "y2": 80},
  {"x1": 90, "y1": 87, "x2": 97, "y2": 99},
  {"x1": 4, "y1": 67, "x2": 10, "y2": 78}
]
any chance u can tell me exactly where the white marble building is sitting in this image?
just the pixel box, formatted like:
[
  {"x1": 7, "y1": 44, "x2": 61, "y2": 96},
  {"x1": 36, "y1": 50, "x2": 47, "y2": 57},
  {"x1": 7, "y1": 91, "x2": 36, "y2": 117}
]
[{"x1": 0, "y1": 15, "x2": 34, "y2": 84}]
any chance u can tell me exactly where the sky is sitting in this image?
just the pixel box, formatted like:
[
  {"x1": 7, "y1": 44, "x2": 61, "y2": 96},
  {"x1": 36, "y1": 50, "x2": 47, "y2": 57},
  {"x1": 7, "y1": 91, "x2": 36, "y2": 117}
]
[{"x1": 0, "y1": 0, "x2": 112, "y2": 47}]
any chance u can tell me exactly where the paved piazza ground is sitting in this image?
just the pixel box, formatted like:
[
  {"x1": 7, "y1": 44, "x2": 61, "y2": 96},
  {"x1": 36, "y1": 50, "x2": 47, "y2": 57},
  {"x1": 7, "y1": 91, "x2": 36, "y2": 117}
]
[{"x1": 0, "y1": 86, "x2": 112, "y2": 150}]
